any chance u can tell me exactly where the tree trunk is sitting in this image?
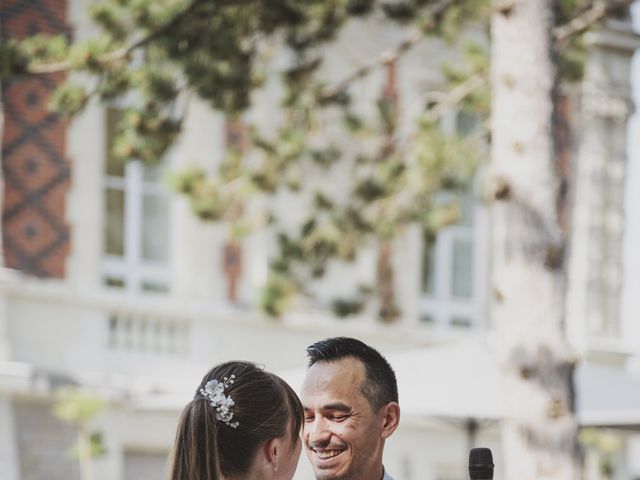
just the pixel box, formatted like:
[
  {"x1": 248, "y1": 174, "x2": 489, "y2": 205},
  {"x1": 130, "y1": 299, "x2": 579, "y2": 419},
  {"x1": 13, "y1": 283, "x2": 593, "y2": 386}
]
[
  {"x1": 377, "y1": 62, "x2": 400, "y2": 323},
  {"x1": 490, "y1": 1, "x2": 581, "y2": 478},
  {"x1": 377, "y1": 239, "x2": 399, "y2": 322}
]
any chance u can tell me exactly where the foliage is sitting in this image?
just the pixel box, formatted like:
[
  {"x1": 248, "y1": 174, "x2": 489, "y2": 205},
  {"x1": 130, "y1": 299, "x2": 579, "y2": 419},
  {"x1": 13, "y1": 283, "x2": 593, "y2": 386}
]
[
  {"x1": 54, "y1": 387, "x2": 105, "y2": 426},
  {"x1": 579, "y1": 428, "x2": 623, "y2": 478},
  {"x1": 260, "y1": 272, "x2": 298, "y2": 317},
  {"x1": 0, "y1": 0, "x2": 625, "y2": 318},
  {"x1": 53, "y1": 387, "x2": 107, "y2": 480},
  {"x1": 70, "y1": 433, "x2": 108, "y2": 460}
]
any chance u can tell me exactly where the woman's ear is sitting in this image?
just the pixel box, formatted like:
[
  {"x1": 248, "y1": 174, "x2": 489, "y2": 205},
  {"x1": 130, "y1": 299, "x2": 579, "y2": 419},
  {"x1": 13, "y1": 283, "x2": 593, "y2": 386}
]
[
  {"x1": 380, "y1": 402, "x2": 400, "y2": 439},
  {"x1": 263, "y1": 437, "x2": 281, "y2": 472}
]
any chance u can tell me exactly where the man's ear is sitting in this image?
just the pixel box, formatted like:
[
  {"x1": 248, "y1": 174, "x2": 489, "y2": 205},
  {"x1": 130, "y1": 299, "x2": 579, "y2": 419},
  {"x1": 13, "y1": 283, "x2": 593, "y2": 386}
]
[{"x1": 379, "y1": 402, "x2": 400, "y2": 439}]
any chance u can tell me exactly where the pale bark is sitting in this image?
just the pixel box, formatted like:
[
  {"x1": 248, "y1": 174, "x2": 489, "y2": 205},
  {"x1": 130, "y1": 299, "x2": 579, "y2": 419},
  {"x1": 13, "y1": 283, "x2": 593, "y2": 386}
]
[{"x1": 491, "y1": 1, "x2": 580, "y2": 479}]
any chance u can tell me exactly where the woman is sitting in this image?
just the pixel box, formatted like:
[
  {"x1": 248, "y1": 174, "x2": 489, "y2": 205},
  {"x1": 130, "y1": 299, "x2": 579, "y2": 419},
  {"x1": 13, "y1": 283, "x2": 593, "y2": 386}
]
[{"x1": 169, "y1": 361, "x2": 303, "y2": 480}]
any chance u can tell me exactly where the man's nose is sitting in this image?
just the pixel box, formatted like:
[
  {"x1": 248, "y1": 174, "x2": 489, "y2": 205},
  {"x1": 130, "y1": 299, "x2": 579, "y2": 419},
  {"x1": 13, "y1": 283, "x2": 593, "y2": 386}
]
[{"x1": 305, "y1": 417, "x2": 331, "y2": 445}]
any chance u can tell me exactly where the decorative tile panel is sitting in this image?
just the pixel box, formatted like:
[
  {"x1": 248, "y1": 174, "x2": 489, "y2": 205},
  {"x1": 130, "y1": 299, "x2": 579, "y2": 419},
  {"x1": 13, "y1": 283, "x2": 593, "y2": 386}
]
[{"x1": 1, "y1": 0, "x2": 72, "y2": 277}]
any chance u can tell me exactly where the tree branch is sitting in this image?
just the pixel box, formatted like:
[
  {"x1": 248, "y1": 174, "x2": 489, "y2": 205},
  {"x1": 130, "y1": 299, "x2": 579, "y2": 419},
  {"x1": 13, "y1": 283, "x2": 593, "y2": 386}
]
[
  {"x1": 28, "y1": 0, "x2": 206, "y2": 74},
  {"x1": 404, "y1": 0, "x2": 633, "y2": 125},
  {"x1": 422, "y1": 72, "x2": 488, "y2": 123},
  {"x1": 553, "y1": 0, "x2": 633, "y2": 45},
  {"x1": 23, "y1": 0, "x2": 632, "y2": 117},
  {"x1": 318, "y1": 0, "x2": 465, "y2": 102},
  {"x1": 322, "y1": 0, "x2": 632, "y2": 112}
]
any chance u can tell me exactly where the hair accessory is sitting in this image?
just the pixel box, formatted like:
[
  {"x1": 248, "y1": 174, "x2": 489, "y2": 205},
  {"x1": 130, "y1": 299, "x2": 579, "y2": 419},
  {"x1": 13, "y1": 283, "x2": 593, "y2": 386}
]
[{"x1": 200, "y1": 375, "x2": 239, "y2": 428}]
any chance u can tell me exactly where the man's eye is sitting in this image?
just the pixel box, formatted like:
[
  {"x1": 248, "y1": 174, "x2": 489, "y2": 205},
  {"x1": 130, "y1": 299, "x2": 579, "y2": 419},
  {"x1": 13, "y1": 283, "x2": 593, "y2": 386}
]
[
  {"x1": 331, "y1": 415, "x2": 348, "y2": 422},
  {"x1": 304, "y1": 416, "x2": 314, "y2": 423}
]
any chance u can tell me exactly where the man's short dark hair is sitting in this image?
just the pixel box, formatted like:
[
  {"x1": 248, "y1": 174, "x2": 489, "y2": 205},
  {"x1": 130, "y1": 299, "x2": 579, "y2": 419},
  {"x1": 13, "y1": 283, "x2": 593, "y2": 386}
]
[{"x1": 306, "y1": 336, "x2": 398, "y2": 411}]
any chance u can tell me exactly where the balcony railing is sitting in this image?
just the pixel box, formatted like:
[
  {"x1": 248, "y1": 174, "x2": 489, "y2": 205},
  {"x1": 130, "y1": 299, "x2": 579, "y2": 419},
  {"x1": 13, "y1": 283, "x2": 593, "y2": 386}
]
[{"x1": 107, "y1": 312, "x2": 189, "y2": 355}]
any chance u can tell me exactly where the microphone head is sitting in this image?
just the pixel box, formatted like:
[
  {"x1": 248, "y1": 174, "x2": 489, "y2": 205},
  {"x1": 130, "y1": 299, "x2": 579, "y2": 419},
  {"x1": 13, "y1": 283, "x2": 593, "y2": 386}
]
[{"x1": 468, "y1": 447, "x2": 494, "y2": 480}]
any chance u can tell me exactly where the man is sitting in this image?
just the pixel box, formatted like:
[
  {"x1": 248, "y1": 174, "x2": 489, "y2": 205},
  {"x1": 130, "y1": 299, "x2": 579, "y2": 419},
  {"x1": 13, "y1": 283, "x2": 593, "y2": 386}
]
[{"x1": 301, "y1": 337, "x2": 400, "y2": 480}]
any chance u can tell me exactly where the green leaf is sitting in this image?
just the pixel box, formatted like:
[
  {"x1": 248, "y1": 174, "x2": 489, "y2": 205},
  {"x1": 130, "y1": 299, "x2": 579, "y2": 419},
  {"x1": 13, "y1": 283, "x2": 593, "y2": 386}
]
[
  {"x1": 49, "y1": 83, "x2": 90, "y2": 116},
  {"x1": 260, "y1": 273, "x2": 297, "y2": 317},
  {"x1": 53, "y1": 388, "x2": 105, "y2": 426}
]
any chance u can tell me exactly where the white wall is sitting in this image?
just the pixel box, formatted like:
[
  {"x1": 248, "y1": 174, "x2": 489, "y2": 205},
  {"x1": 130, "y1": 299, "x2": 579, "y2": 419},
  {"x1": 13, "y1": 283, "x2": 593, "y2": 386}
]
[{"x1": 621, "y1": 4, "x2": 640, "y2": 357}]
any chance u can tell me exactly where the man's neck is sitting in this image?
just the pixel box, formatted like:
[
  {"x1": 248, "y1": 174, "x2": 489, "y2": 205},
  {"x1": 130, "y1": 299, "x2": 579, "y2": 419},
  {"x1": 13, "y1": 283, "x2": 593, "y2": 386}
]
[
  {"x1": 361, "y1": 463, "x2": 384, "y2": 480},
  {"x1": 379, "y1": 466, "x2": 387, "y2": 480}
]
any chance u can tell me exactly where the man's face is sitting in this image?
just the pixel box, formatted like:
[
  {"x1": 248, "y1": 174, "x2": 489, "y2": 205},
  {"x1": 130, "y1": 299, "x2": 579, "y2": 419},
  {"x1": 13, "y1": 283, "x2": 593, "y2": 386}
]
[{"x1": 301, "y1": 357, "x2": 385, "y2": 480}]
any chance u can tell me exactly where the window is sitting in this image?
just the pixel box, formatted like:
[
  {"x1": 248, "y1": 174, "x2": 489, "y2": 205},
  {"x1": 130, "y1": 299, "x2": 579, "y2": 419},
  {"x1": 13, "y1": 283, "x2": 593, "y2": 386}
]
[
  {"x1": 419, "y1": 109, "x2": 489, "y2": 329},
  {"x1": 102, "y1": 108, "x2": 171, "y2": 293}
]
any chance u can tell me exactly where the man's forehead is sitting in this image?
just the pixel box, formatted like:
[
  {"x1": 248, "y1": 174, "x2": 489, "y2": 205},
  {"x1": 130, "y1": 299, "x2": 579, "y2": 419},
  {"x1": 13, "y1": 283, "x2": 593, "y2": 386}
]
[
  {"x1": 302, "y1": 357, "x2": 366, "y2": 395},
  {"x1": 309, "y1": 356, "x2": 365, "y2": 376}
]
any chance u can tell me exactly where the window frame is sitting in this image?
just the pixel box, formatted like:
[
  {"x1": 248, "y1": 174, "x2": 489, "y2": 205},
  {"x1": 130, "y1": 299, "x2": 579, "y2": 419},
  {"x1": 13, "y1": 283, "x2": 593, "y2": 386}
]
[
  {"x1": 418, "y1": 108, "x2": 489, "y2": 330},
  {"x1": 101, "y1": 108, "x2": 172, "y2": 294}
]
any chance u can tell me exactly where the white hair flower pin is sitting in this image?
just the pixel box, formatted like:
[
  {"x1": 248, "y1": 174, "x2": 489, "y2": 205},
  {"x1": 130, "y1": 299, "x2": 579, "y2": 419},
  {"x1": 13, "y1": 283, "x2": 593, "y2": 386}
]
[{"x1": 200, "y1": 375, "x2": 239, "y2": 428}]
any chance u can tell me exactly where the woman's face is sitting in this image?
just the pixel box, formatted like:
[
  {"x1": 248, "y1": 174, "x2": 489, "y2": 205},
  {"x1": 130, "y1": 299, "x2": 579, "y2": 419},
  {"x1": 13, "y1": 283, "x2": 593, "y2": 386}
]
[{"x1": 277, "y1": 425, "x2": 302, "y2": 480}]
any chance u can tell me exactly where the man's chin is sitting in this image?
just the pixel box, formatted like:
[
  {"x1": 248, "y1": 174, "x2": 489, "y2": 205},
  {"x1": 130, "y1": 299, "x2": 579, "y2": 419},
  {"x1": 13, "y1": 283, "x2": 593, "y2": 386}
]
[
  {"x1": 310, "y1": 458, "x2": 347, "y2": 480},
  {"x1": 312, "y1": 468, "x2": 346, "y2": 480}
]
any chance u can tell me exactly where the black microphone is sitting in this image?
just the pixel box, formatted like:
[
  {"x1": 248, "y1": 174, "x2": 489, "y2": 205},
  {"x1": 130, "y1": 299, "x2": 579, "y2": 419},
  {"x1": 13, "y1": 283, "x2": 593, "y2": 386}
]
[{"x1": 468, "y1": 447, "x2": 494, "y2": 480}]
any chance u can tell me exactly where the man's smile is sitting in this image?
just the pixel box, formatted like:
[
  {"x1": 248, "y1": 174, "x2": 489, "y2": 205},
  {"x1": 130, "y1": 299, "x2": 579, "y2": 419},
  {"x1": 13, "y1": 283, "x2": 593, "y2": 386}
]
[{"x1": 309, "y1": 445, "x2": 347, "y2": 462}]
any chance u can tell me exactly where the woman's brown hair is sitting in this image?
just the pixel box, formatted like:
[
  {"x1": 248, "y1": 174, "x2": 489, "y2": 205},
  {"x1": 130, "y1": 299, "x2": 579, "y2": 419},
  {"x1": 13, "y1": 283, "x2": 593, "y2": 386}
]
[{"x1": 169, "y1": 361, "x2": 303, "y2": 480}]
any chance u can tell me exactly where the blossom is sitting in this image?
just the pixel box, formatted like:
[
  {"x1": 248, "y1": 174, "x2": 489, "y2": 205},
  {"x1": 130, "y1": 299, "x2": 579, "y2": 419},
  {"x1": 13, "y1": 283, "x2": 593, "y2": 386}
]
[{"x1": 199, "y1": 375, "x2": 239, "y2": 428}]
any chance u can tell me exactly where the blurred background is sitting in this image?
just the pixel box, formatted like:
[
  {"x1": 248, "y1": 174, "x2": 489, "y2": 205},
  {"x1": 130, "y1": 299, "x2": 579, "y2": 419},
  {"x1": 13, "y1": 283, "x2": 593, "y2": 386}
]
[{"x1": 1, "y1": 0, "x2": 640, "y2": 479}]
